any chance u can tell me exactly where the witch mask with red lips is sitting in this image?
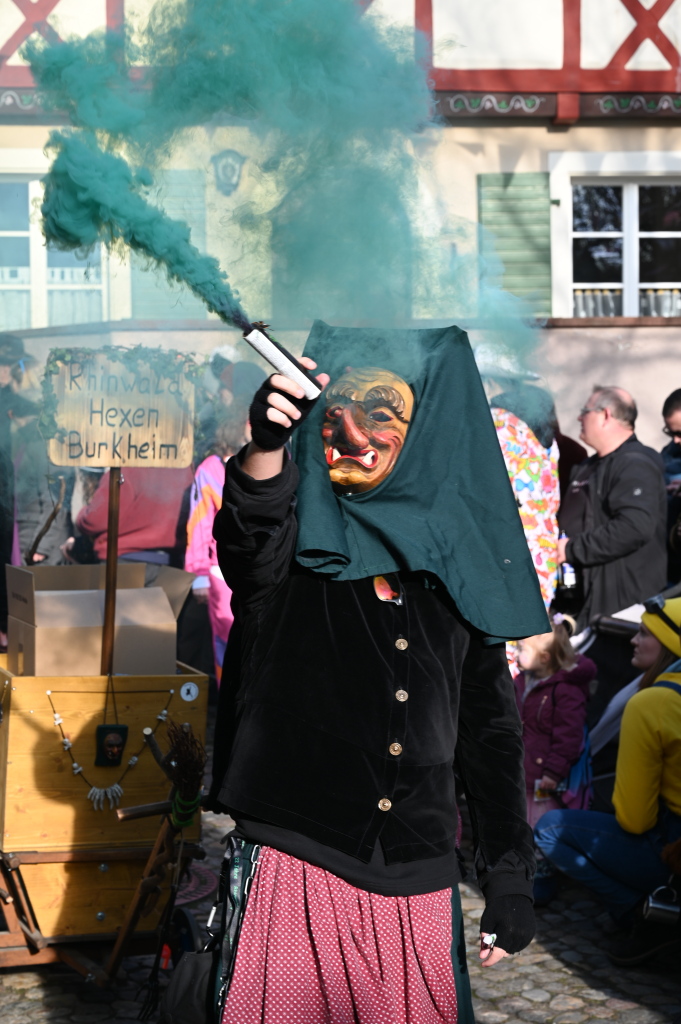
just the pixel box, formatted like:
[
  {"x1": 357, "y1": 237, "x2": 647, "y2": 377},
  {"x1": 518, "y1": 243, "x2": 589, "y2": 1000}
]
[{"x1": 322, "y1": 367, "x2": 414, "y2": 493}]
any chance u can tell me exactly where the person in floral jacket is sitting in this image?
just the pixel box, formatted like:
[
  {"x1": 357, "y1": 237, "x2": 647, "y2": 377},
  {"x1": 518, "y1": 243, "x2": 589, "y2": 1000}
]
[
  {"x1": 490, "y1": 398, "x2": 559, "y2": 676},
  {"x1": 492, "y1": 405, "x2": 559, "y2": 611}
]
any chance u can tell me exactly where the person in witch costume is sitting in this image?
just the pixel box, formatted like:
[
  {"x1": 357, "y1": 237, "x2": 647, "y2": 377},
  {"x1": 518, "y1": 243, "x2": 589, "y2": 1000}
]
[{"x1": 209, "y1": 322, "x2": 550, "y2": 1024}]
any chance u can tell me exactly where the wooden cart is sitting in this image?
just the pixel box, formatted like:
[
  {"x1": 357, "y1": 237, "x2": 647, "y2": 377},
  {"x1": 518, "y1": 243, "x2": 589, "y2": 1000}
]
[{"x1": 0, "y1": 661, "x2": 208, "y2": 982}]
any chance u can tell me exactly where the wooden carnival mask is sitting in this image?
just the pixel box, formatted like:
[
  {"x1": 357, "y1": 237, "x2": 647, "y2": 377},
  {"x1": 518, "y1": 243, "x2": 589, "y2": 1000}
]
[{"x1": 322, "y1": 367, "x2": 414, "y2": 494}]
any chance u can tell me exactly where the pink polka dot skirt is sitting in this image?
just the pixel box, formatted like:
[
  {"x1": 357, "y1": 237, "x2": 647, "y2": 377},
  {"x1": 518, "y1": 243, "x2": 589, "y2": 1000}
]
[{"x1": 221, "y1": 846, "x2": 458, "y2": 1024}]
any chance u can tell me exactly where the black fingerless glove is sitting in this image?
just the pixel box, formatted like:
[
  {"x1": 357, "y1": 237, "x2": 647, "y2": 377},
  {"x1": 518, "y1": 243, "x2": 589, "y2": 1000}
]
[
  {"x1": 248, "y1": 376, "x2": 318, "y2": 452},
  {"x1": 480, "y1": 894, "x2": 535, "y2": 954}
]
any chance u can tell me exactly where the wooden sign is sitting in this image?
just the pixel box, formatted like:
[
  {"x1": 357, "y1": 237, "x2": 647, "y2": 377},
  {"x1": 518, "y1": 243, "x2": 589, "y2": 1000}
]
[{"x1": 47, "y1": 349, "x2": 195, "y2": 469}]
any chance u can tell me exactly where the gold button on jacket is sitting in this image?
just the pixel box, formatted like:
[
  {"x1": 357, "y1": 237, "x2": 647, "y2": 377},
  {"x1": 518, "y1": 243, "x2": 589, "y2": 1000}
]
[
  {"x1": 378, "y1": 797, "x2": 392, "y2": 812},
  {"x1": 395, "y1": 689, "x2": 408, "y2": 702},
  {"x1": 395, "y1": 638, "x2": 408, "y2": 651},
  {"x1": 389, "y1": 742, "x2": 403, "y2": 756}
]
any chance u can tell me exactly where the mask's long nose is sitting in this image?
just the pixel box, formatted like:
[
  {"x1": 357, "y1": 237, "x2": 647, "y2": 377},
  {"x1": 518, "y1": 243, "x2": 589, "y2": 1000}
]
[{"x1": 338, "y1": 405, "x2": 370, "y2": 449}]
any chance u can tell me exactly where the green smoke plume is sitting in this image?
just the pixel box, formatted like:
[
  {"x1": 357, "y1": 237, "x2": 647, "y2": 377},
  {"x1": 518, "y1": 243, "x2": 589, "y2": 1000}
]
[
  {"x1": 42, "y1": 131, "x2": 250, "y2": 328},
  {"x1": 26, "y1": 0, "x2": 431, "y2": 328},
  {"x1": 26, "y1": 0, "x2": 539, "y2": 367}
]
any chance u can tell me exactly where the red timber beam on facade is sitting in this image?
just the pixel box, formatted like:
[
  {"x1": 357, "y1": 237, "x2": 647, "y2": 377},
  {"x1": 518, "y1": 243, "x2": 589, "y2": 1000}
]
[
  {"x1": 2, "y1": 0, "x2": 681, "y2": 116},
  {"x1": 555, "y1": 0, "x2": 580, "y2": 123},
  {"x1": 609, "y1": 0, "x2": 678, "y2": 71},
  {"x1": 106, "y1": 0, "x2": 125, "y2": 31},
  {"x1": 421, "y1": 0, "x2": 681, "y2": 96},
  {"x1": 0, "y1": 0, "x2": 124, "y2": 88},
  {"x1": 0, "y1": 0, "x2": 62, "y2": 88}
]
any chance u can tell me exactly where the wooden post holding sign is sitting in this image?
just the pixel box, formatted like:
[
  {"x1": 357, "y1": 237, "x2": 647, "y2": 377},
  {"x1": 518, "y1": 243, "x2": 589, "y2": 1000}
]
[
  {"x1": 45, "y1": 348, "x2": 195, "y2": 675},
  {"x1": 102, "y1": 467, "x2": 122, "y2": 677}
]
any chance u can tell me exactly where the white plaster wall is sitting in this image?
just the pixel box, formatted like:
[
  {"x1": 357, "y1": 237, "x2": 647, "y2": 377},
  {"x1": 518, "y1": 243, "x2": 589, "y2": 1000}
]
[
  {"x1": 421, "y1": 122, "x2": 681, "y2": 271},
  {"x1": 537, "y1": 325, "x2": 681, "y2": 451},
  {"x1": 580, "y1": 0, "x2": 637, "y2": 70},
  {"x1": 624, "y1": 38, "x2": 674, "y2": 72},
  {"x1": 46, "y1": 0, "x2": 107, "y2": 42},
  {"x1": 432, "y1": 0, "x2": 564, "y2": 70},
  {"x1": 659, "y1": 0, "x2": 681, "y2": 53},
  {"x1": 0, "y1": 0, "x2": 27, "y2": 54},
  {"x1": 0, "y1": 0, "x2": 106, "y2": 67},
  {"x1": 366, "y1": 0, "x2": 415, "y2": 34}
]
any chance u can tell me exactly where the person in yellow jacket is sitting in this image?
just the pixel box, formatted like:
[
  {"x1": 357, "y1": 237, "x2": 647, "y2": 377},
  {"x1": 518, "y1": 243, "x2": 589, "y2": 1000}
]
[
  {"x1": 534, "y1": 595, "x2": 681, "y2": 963},
  {"x1": 613, "y1": 598, "x2": 681, "y2": 836}
]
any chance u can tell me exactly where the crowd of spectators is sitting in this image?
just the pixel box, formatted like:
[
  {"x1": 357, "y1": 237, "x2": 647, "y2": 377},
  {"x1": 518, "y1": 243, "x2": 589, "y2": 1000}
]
[{"x1": 489, "y1": 374, "x2": 681, "y2": 968}]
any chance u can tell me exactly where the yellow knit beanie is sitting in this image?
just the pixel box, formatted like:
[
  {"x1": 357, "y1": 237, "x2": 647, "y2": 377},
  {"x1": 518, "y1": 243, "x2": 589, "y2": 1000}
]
[{"x1": 641, "y1": 596, "x2": 681, "y2": 659}]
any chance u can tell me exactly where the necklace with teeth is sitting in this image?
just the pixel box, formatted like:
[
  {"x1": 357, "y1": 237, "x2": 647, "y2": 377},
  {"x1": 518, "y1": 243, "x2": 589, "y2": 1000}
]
[{"x1": 46, "y1": 690, "x2": 175, "y2": 810}]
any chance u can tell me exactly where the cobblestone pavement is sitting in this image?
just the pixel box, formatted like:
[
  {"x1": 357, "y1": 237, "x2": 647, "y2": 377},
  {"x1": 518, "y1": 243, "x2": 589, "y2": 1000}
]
[{"x1": 462, "y1": 877, "x2": 681, "y2": 1024}]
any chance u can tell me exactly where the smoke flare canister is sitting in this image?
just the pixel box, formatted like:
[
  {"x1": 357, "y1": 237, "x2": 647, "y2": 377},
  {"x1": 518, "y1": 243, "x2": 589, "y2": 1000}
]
[
  {"x1": 245, "y1": 329, "x2": 322, "y2": 400},
  {"x1": 558, "y1": 531, "x2": 577, "y2": 591}
]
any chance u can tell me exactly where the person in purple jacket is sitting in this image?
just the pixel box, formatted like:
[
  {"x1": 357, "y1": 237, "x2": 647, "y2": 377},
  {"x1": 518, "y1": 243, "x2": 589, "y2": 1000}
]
[{"x1": 515, "y1": 615, "x2": 597, "y2": 901}]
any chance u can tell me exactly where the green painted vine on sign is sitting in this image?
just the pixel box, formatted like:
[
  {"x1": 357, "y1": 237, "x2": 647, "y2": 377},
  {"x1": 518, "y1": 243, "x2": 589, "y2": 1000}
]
[{"x1": 40, "y1": 345, "x2": 202, "y2": 442}]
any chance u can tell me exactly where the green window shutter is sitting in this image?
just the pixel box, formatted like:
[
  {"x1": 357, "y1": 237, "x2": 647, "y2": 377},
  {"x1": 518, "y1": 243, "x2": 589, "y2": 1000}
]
[
  {"x1": 131, "y1": 170, "x2": 208, "y2": 320},
  {"x1": 478, "y1": 172, "x2": 551, "y2": 318}
]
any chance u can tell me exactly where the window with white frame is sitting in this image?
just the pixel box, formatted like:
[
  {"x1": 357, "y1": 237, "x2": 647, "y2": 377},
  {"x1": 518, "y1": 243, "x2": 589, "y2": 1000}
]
[
  {"x1": 0, "y1": 178, "x2": 106, "y2": 331},
  {"x1": 572, "y1": 182, "x2": 681, "y2": 318},
  {"x1": 0, "y1": 181, "x2": 31, "y2": 330}
]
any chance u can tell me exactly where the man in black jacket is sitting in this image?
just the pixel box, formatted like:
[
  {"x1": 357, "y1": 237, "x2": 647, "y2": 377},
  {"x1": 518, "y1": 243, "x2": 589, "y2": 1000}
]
[
  {"x1": 558, "y1": 385, "x2": 666, "y2": 629},
  {"x1": 211, "y1": 323, "x2": 550, "y2": 1024}
]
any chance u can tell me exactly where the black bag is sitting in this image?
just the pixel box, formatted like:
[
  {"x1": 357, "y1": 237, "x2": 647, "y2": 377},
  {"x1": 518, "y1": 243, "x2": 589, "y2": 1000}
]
[
  {"x1": 157, "y1": 949, "x2": 214, "y2": 1024},
  {"x1": 159, "y1": 836, "x2": 261, "y2": 1024}
]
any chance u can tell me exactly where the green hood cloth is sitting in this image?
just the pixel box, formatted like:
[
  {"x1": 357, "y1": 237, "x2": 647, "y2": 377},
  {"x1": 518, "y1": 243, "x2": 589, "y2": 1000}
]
[{"x1": 292, "y1": 320, "x2": 550, "y2": 643}]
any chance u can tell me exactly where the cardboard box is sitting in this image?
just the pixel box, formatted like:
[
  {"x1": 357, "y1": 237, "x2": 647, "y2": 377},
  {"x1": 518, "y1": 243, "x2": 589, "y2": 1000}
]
[
  {"x1": 6, "y1": 564, "x2": 194, "y2": 677},
  {"x1": 7, "y1": 562, "x2": 146, "y2": 614}
]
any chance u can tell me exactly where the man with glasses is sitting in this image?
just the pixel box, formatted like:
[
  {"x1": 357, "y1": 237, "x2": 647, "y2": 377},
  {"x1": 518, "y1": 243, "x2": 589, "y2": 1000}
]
[
  {"x1": 661, "y1": 389, "x2": 681, "y2": 582},
  {"x1": 557, "y1": 385, "x2": 666, "y2": 630}
]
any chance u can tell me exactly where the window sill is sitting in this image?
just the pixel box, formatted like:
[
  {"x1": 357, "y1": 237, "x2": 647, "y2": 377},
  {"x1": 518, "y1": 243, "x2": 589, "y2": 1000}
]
[{"x1": 547, "y1": 316, "x2": 681, "y2": 327}]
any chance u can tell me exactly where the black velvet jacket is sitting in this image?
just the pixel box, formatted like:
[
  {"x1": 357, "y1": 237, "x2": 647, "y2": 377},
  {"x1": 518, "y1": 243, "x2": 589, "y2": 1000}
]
[{"x1": 212, "y1": 452, "x2": 535, "y2": 900}]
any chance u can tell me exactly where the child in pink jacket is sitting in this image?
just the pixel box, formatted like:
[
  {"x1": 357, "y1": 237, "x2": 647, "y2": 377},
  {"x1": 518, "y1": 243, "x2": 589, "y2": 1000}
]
[
  {"x1": 515, "y1": 616, "x2": 597, "y2": 903},
  {"x1": 514, "y1": 616, "x2": 596, "y2": 828}
]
